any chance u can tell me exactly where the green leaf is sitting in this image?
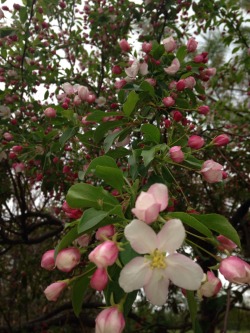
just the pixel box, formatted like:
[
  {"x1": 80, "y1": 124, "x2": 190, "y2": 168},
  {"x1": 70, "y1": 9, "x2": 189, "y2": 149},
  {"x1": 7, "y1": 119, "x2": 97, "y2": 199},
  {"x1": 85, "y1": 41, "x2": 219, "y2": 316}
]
[
  {"x1": 66, "y1": 183, "x2": 119, "y2": 211},
  {"x1": 106, "y1": 147, "x2": 131, "y2": 159},
  {"x1": 95, "y1": 166, "x2": 125, "y2": 193},
  {"x1": 55, "y1": 225, "x2": 78, "y2": 256},
  {"x1": 78, "y1": 208, "x2": 109, "y2": 234},
  {"x1": 141, "y1": 124, "x2": 161, "y2": 144},
  {"x1": 183, "y1": 155, "x2": 203, "y2": 170},
  {"x1": 167, "y1": 212, "x2": 213, "y2": 237},
  {"x1": 191, "y1": 214, "x2": 241, "y2": 247},
  {"x1": 59, "y1": 127, "x2": 78, "y2": 146},
  {"x1": 123, "y1": 91, "x2": 139, "y2": 116},
  {"x1": 86, "y1": 110, "x2": 121, "y2": 122},
  {"x1": 141, "y1": 147, "x2": 156, "y2": 167},
  {"x1": 140, "y1": 81, "x2": 155, "y2": 96},
  {"x1": 19, "y1": 6, "x2": 28, "y2": 24},
  {"x1": 176, "y1": 45, "x2": 187, "y2": 62},
  {"x1": 71, "y1": 265, "x2": 95, "y2": 317},
  {"x1": 120, "y1": 241, "x2": 139, "y2": 266},
  {"x1": 94, "y1": 120, "x2": 122, "y2": 143},
  {"x1": 175, "y1": 98, "x2": 192, "y2": 110},
  {"x1": 186, "y1": 291, "x2": 198, "y2": 332},
  {"x1": 85, "y1": 156, "x2": 118, "y2": 176}
]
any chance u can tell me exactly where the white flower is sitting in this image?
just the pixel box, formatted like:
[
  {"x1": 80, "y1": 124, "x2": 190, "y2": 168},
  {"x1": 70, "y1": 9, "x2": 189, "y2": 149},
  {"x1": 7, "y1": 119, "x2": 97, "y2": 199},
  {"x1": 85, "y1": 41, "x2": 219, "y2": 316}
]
[{"x1": 119, "y1": 219, "x2": 204, "y2": 306}]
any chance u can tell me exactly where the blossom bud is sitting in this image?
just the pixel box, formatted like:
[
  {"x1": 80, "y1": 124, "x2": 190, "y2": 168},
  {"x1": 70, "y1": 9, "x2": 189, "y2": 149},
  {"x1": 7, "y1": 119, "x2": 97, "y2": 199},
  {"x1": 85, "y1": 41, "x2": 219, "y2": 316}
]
[
  {"x1": 62, "y1": 201, "x2": 82, "y2": 219},
  {"x1": 193, "y1": 54, "x2": 204, "y2": 63},
  {"x1": 217, "y1": 235, "x2": 237, "y2": 252},
  {"x1": 44, "y1": 107, "x2": 56, "y2": 118},
  {"x1": 163, "y1": 96, "x2": 175, "y2": 107},
  {"x1": 219, "y1": 256, "x2": 250, "y2": 284},
  {"x1": 44, "y1": 281, "x2": 68, "y2": 301},
  {"x1": 62, "y1": 82, "x2": 74, "y2": 95},
  {"x1": 114, "y1": 79, "x2": 127, "y2": 89},
  {"x1": 162, "y1": 36, "x2": 176, "y2": 52},
  {"x1": 88, "y1": 241, "x2": 119, "y2": 268},
  {"x1": 12, "y1": 162, "x2": 25, "y2": 173},
  {"x1": 78, "y1": 85, "x2": 89, "y2": 101},
  {"x1": 212, "y1": 134, "x2": 230, "y2": 146},
  {"x1": 164, "y1": 119, "x2": 171, "y2": 128},
  {"x1": 112, "y1": 65, "x2": 122, "y2": 75},
  {"x1": 199, "y1": 271, "x2": 222, "y2": 297},
  {"x1": 188, "y1": 135, "x2": 205, "y2": 149},
  {"x1": 176, "y1": 79, "x2": 186, "y2": 91},
  {"x1": 77, "y1": 234, "x2": 91, "y2": 247},
  {"x1": 90, "y1": 268, "x2": 108, "y2": 291},
  {"x1": 172, "y1": 110, "x2": 183, "y2": 122},
  {"x1": 3, "y1": 132, "x2": 13, "y2": 141},
  {"x1": 184, "y1": 76, "x2": 196, "y2": 89},
  {"x1": 96, "y1": 225, "x2": 115, "y2": 241},
  {"x1": 145, "y1": 78, "x2": 156, "y2": 86},
  {"x1": 164, "y1": 58, "x2": 180, "y2": 75},
  {"x1": 55, "y1": 247, "x2": 81, "y2": 272},
  {"x1": 201, "y1": 160, "x2": 223, "y2": 183},
  {"x1": 41, "y1": 249, "x2": 55, "y2": 270},
  {"x1": 169, "y1": 146, "x2": 184, "y2": 163},
  {"x1": 142, "y1": 42, "x2": 152, "y2": 53},
  {"x1": 187, "y1": 37, "x2": 198, "y2": 52},
  {"x1": 95, "y1": 307, "x2": 125, "y2": 333},
  {"x1": 12, "y1": 145, "x2": 23, "y2": 153},
  {"x1": 119, "y1": 39, "x2": 130, "y2": 52},
  {"x1": 198, "y1": 105, "x2": 210, "y2": 115}
]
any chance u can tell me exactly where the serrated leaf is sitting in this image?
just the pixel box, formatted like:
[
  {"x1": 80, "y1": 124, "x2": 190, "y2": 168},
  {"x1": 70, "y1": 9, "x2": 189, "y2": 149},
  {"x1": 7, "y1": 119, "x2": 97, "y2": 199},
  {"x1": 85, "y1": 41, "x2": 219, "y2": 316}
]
[
  {"x1": 123, "y1": 91, "x2": 139, "y2": 116},
  {"x1": 191, "y1": 214, "x2": 241, "y2": 247},
  {"x1": 141, "y1": 124, "x2": 161, "y2": 144}
]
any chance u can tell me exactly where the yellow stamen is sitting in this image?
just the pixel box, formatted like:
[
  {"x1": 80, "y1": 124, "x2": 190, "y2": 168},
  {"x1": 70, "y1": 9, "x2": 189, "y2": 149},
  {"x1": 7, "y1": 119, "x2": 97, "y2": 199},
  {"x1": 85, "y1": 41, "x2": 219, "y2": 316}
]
[{"x1": 149, "y1": 249, "x2": 166, "y2": 269}]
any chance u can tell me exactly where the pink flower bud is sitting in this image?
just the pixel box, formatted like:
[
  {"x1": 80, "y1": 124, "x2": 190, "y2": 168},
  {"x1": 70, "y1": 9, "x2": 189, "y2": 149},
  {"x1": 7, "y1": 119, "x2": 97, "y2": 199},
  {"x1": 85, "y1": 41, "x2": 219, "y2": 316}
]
[
  {"x1": 96, "y1": 225, "x2": 115, "y2": 241},
  {"x1": 172, "y1": 110, "x2": 183, "y2": 122},
  {"x1": 78, "y1": 85, "x2": 89, "y2": 101},
  {"x1": 62, "y1": 83, "x2": 74, "y2": 95},
  {"x1": 169, "y1": 146, "x2": 184, "y2": 163},
  {"x1": 176, "y1": 79, "x2": 186, "y2": 91},
  {"x1": 169, "y1": 80, "x2": 177, "y2": 89},
  {"x1": 12, "y1": 145, "x2": 23, "y2": 153},
  {"x1": 193, "y1": 54, "x2": 204, "y2": 63},
  {"x1": 119, "y1": 39, "x2": 130, "y2": 52},
  {"x1": 198, "y1": 105, "x2": 210, "y2": 115},
  {"x1": 204, "y1": 67, "x2": 216, "y2": 77},
  {"x1": 77, "y1": 234, "x2": 91, "y2": 247},
  {"x1": 184, "y1": 76, "x2": 196, "y2": 89},
  {"x1": 55, "y1": 247, "x2": 81, "y2": 272},
  {"x1": 188, "y1": 135, "x2": 205, "y2": 149},
  {"x1": 131, "y1": 183, "x2": 169, "y2": 224},
  {"x1": 95, "y1": 307, "x2": 125, "y2": 333},
  {"x1": 114, "y1": 79, "x2": 127, "y2": 89},
  {"x1": 164, "y1": 119, "x2": 171, "y2": 128},
  {"x1": 162, "y1": 36, "x2": 177, "y2": 52},
  {"x1": 12, "y1": 162, "x2": 25, "y2": 173},
  {"x1": 145, "y1": 78, "x2": 156, "y2": 86},
  {"x1": 44, "y1": 107, "x2": 56, "y2": 118},
  {"x1": 112, "y1": 65, "x2": 122, "y2": 75},
  {"x1": 62, "y1": 201, "x2": 82, "y2": 219},
  {"x1": 217, "y1": 235, "x2": 237, "y2": 252},
  {"x1": 3, "y1": 132, "x2": 13, "y2": 141},
  {"x1": 41, "y1": 249, "x2": 55, "y2": 270},
  {"x1": 164, "y1": 58, "x2": 180, "y2": 75},
  {"x1": 187, "y1": 37, "x2": 198, "y2": 52},
  {"x1": 201, "y1": 160, "x2": 223, "y2": 183},
  {"x1": 142, "y1": 42, "x2": 152, "y2": 53},
  {"x1": 44, "y1": 281, "x2": 68, "y2": 301},
  {"x1": 90, "y1": 268, "x2": 108, "y2": 291},
  {"x1": 87, "y1": 94, "x2": 96, "y2": 103},
  {"x1": 199, "y1": 271, "x2": 222, "y2": 297},
  {"x1": 163, "y1": 96, "x2": 175, "y2": 107},
  {"x1": 219, "y1": 256, "x2": 250, "y2": 284},
  {"x1": 88, "y1": 241, "x2": 119, "y2": 268},
  {"x1": 212, "y1": 134, "x2": 230, "y2": 146}
]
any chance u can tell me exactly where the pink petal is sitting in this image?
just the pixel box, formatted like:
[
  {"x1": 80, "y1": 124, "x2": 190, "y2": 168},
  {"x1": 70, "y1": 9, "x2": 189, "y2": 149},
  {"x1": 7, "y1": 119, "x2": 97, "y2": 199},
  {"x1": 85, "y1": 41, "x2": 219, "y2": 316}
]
[
  {"x1": 157, "y1": 219, "x2": 185, "y2": 253},
  {"x1": 119, "y1": 257, "x2": 152, "y2": 292},
  {"x1": 144, "y1": 269, "x2": 169, "y2": 306},
  {"x1": 124, "y1": 219, "x2": 157, "y2": 254},
  {"x1": 165, "y1": 253, "x2": 204, "y2": 290},
  {"x1": 147, "y1": 183, "x2": 169, "y2": 211}
]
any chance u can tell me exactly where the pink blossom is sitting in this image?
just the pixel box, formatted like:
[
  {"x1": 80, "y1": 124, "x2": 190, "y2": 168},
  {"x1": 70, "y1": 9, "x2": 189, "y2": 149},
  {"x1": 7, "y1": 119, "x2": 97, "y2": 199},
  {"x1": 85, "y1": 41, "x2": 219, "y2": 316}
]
[
  {"x1": 119, "y1": 39, "x2": 130, "y2": 52},
  {"x1": 112, "y1": 65, "x2": 122, "y2": 75},
  {"x1": 163, "y1": 96, "x2": 175, "y2": 107},
  {"x1": 145, "y1": 78, "x2": 156, "y2": 86},
  {"x1": 188, "y1": 135, "x2": 205, "y2": 149},
  {"x1": 162, "y1": 36, "x2": 177, "y2": 52},
  {"x1": 55, "y1": 247, "x2": 81, "y2": 272},
  {"x1": 176, "y1": 79, "x2": 186, "y2": 91},
  {"x1": 119, "y1": 219, "x2": 204, "y2": 306},
  {"x1": 219, "y1": 256, "x2": 250, "y2": 284},
  {"x1": 44, "y1": 281, "x2": 68, "y2": 301},
  {"x1": 204, "y1": 68, "x2": 217, "y2": 77},
  {"x1": 95, "y1": 307, "x2": 125, "y2": 333},
  {"x1": 142, "y1": 42, "x2": 152, "y2": 53},
  {"x1": 62, "y1": 201, "x2": 82, "y2": 219},
  {"x1": 187, "y1": 37, "x2": 198, "y2": 52},
  {"x1": 201, "y1": 160, "x2": 223, "y2": 183},
  {"x1": 88, "y1": 240, "x2": 119, "y2": 268},
  {"x1": 212, "y1": 134, "x2": 230, "y2": 146},
  {"x1": 44, "y1": 107, "x2": 56, "y2": 118},
  {"x1": 96, "y1": 225, "x2": 115, "y2": 241},
  {"x1": 62, "y1": 83, "x2": 74, "y2": 95},
  {"x1": 41, "y1": 249, "x2": 55, "y2": 270},
  {"x1": 164, "y1": 58, "x2": 180, "y2": 75},
  {"x1": 90, "y1": 268, "x2": 108, "y2": 291},
  {"x1": 184, "y1": 76, "x2": 196, "y2": 89},
  {"x1": 114, "y1": 79, "x2": 127, "y2": 90},
  {"x1": 12, "y1": 145, "x2": 23, "y2": 153},
  {"x1": 199, "y1": 271, "x2": 222, "y2": 297},
  {"x1": 217, "y1": 235, "x2": 237, "y2": 252},
  {"x1": 78, "y1": 85, "x2": 89, "y2": 101},
  {"x1": 12, "y1": 162, "x2": 25, "y2": 173},
  {"x1": 198, "y1": 105, "x2": 210, "y2": 115},
  {"x1": 77, "y1": 234, "x2": 91, "y2": 247},
  {"x1": 3, "y1": 132, "x2": 13, "y2": 141},
  {"x1": 169, "y1": 146, "x2": 184, "y2": 163},
  {"x1": 131, "y1": 183, "x2": 169, "y2": 224}
]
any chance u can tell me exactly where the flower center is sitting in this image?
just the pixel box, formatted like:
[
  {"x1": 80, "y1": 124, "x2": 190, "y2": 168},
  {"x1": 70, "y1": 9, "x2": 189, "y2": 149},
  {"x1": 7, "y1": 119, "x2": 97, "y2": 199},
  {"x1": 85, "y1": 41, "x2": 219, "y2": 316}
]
[{"x1": 149, "y1": 249, "x2": 166, "y2": 269}]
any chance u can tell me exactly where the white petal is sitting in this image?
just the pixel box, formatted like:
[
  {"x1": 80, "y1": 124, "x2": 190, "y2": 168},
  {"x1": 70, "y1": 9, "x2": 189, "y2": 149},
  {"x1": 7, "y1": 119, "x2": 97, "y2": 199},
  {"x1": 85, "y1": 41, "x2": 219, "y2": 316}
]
[
  {"x1": 124, "y1": 219, "x2": 157, "y2": 254},
  {"x1": 119, "y1": 257, "x2": 151, "y2": 292},
  {"x1": 144, "y1": 269, "x2": 169, "y2": 306},
  {"x1": 157, "y1": 219, "x2": 185, "y2": 253},
  {"x1": 165, "y1": 253, "x2": 204, "y2": 290},
  {"x1": 147, "y1": 183, "x2": 169, "y2": 211}
]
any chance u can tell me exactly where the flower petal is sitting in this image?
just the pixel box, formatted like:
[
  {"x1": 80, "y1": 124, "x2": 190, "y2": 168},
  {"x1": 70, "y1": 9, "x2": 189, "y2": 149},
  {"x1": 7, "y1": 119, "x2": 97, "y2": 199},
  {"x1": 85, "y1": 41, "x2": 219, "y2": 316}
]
[
  {"x1": 144, "y1": 269, "x2": 169, "y2": 306},
  {"x1": 147, "y1": 183, "x2": 169, "y2": 211},
  {"x1": 119, "y1": 257, "x2": 151, "y2": 292},
  {"x1": 165, "y1": 253, "x2": 204, "y2": 290},
  {"x1": 157, "y1": 219, "x2": 185, "y2": 253},
  {"x1": 124, "y1": 219, "x2": 157, "y2": 253}
]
